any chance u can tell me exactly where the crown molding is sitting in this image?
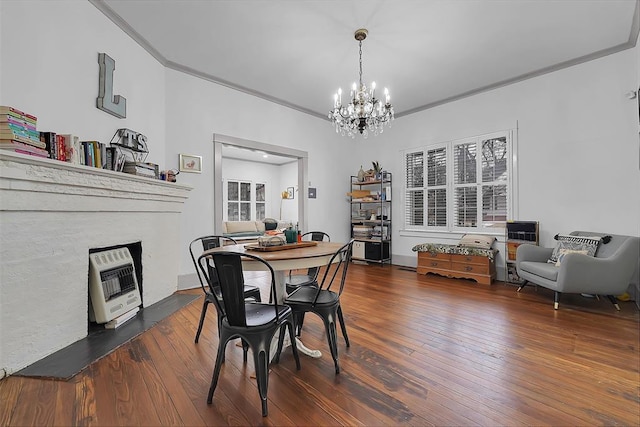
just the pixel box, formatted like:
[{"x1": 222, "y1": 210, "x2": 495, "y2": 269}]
[{"x1": 91, "y1": 0, "x2": 640, "y2": 121}]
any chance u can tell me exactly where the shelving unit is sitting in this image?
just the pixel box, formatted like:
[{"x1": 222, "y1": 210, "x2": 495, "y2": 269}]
[
  {"x1": 505, "y1": 220, "x2": 539, "y2": 283},
  {"x1": 349, "y1": 172, "x2": 392, "y2": 265}
]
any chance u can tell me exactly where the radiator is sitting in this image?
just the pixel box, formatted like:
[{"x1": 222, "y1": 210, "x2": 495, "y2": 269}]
[{"x1": 89, "y1": 247, "x2": 142, "y2": 324}]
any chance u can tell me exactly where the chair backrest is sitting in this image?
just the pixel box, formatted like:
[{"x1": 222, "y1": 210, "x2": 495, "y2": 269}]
[
  {"x1": 313, "y1": 240, "x2": 354, "y2": 303},
  {"x1": 189, "y1": 235, "x2": 237, "y2": 294},
  {"x1": 198, "y1": 251, "x2": 278, "y2": 328},
  {"x1": 300, "y1": 232, "x2": 331, "y2": 277},
  {"x1": 302, "y1": 231, "x2": 331, "y2": 242},
  {"x1": 571, "y1": 231, "x2": 638, "y2": 259}
]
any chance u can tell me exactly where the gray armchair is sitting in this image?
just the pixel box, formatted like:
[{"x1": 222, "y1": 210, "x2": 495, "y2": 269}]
[{"x1": 516, "y1": 231, "x2": 639, "y2": 310}]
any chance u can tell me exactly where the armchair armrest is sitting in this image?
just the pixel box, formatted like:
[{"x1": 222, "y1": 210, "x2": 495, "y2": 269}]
[
  {"x1": 556, "y1": 238, "x2": 639, "y2": 295},
  {"x1": 516, "y1": 244, "x2": 552, "y2": 266}
]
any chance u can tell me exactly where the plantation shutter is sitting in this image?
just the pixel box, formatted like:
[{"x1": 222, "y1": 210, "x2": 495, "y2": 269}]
[
  {"x1": 426, "y1": 147, "x2": 447, "y2": 227},
  {"x1": 481, "y1": 136, "x2": 508, "y2": 225},
  {"x1": 405, "y1": 151, "x2": 424, "y2": 227},
  {"x1": 453, "y1": 141, "x2": 478, "y2": 227}
]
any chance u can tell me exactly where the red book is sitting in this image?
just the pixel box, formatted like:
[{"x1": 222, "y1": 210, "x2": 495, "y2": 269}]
[{"x1": 56, "y1": 134, "x2": 66, "y2": 161}]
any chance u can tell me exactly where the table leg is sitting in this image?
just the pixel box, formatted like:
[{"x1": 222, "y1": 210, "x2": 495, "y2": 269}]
[{"x1": 271, "y1": 270, "x2": 322, "y2": 359}]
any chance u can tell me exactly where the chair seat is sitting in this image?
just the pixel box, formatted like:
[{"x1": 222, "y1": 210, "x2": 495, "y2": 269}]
[
  {"x1": 240, "y1": 303, "x2": 292, "y2": 327},
  {"x1": 285, "y1": 274, "x2": 316, "y2": 287},
  {"x1": 519, "y1": 261, "x2": 559, "y2": 281},
  {"x1": 286, "y1": 286, "x2": 339, "y2": 306}
]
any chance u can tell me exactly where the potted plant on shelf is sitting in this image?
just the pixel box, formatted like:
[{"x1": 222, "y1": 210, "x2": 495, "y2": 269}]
[{"x1": 372, "y1": 161, "x2": 382, "y2": 180}]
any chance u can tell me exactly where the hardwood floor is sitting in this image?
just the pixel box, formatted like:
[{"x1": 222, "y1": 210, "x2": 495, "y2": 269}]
[{"x1": 2, "y1": 264, "x2": 639, "y2": 426}]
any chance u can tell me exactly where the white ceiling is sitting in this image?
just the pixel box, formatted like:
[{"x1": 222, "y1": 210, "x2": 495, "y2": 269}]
[
  {"x1": 92, "y1": 0, "x2": 638, "y2": 163},
  {"x1": 94, "y1": 0, "x2": 638, "y2": 117}
]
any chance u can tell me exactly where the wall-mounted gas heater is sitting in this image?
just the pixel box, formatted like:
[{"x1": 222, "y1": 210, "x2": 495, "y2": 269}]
[{"x1": 89, "y1": 247, "x2": 141, "y2": 325}]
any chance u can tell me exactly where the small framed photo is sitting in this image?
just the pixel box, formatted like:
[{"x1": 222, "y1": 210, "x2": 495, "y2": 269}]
[
  {"x1": 179, "y1": 154, "x2": 202, "y2": 173},
  {"x1": 287, "y1": 187, "x2": 295, "y2": 199}
]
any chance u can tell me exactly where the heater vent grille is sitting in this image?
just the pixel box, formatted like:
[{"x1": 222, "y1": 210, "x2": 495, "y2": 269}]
[
  {"x1": 100, "y1": 264, "x2": 137, "y2": 302},
  {"x1": 89, "y1": 247, "x2": 141, "y2": 324}
]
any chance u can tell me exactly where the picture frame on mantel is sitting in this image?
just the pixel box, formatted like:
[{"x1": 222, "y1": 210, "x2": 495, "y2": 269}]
[{"x1": 179, "y1": 154, "x2": 202, "y2": 173}]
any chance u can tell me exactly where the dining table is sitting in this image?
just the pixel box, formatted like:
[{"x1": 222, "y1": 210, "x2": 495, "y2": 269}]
[{"x1": 203, "y1": 240, "x2": 344, "y2": 358}]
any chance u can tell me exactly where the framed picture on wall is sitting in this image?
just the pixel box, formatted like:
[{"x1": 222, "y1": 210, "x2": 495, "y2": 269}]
[
  {"x1": 287, "y1": 187, "x2": 295, "y2": 199},
  {"x1": 179, "y1": 154, "x2": 202, "y2": 173}
]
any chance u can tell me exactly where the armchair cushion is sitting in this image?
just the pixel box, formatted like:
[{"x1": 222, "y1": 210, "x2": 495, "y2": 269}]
[
  {"x1": 519, "y1": 261, "x2": 559, "y2": 282},
  {"x1": 554, "y1": 249, "x2": 588, "y2": 266},
  {"x1": 548, "y1": 234, "x2": 601, "y2": 264}
]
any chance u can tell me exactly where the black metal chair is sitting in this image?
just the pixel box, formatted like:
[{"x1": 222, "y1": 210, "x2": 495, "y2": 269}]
[
  {"x1": 283, "y1": 231, "x2": 331, "y2": 335},
  {"x1": 285, "y1": 231, "x2": 331, "y2": 293},
  {"x1": 285, "y1": 239, "x2": 353, "y2": 374},
  {"x1": 198, "y1": 251, "x2": 300, "y2": 417},
  {"x1": 188, "y1": 235, "x2": 262, "y2": 345}
]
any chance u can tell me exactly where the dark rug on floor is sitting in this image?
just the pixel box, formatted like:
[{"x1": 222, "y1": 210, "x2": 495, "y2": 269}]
[{"x1": 15, "y1": 293, "x2": 200, "y2": 380}]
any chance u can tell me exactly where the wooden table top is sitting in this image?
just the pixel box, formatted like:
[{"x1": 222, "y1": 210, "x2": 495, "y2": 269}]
[{"x1": 203, "y1": 241, "x2": 343, "y2": 262}]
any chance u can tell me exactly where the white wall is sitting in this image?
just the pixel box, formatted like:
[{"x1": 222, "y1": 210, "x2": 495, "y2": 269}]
[
  {"x1": 163, "y1": 69, "x2": 355, "y2": 278},
  {"x1": 278, "y1": 161, "x2": 299, "y2": 222},
  {"x1": 370, "y1": 48, "x2": 640, "y2": 273},
  {"x1": 0, "y1": 0, "x2": 167, "y2": 166},
  {"x1": 0, "y1": 0, "x2": 357, "y2": 295}
]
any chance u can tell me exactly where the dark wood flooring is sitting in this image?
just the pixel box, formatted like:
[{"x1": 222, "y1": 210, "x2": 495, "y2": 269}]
[
  {"x1": 1, "y1": 264, "x2": 639, "y2": 426},
  {"x1": 14, "y1": 293, "x2": 199, "y2": 380}
]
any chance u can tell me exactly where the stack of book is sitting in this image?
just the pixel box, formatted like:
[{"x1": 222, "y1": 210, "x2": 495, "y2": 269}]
[
  {"x1": 0, "y1": 106, "x2": 48, "y2": 158},
  {"x1": 81, "y1": 140, "x2": 107, "y2": 168},
  {"x1": 122, "y1": 161, "x2": 158, "y2": 178}
]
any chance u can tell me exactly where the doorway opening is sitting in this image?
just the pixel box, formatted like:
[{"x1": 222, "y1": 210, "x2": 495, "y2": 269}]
[{"x1": 212, "y1": 133, "x2": 308, "y2": 233}]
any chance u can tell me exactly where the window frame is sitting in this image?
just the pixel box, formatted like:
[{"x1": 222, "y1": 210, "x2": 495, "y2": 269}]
[
  {"x1": 402, "y1": 130, "x2": 516, "y2": 234},
  {"x1": 223, "y1": 179, "x2": 267, "y2": 221}
]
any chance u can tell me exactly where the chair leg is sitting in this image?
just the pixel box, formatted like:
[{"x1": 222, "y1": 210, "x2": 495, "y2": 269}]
[
  {"x1": 606, "y1": 295, "x2": 621, "y2": 311},
  {"x1": 242, "y1": 340, "x2": 249, "y2": 363},
  {"x1": 554, "y1": 291, "x2": 561, "y2": 310},
  {"x1": 274, "y1": 324, "x2": 286, "y2": 364},
  {"x1": 287, "y1": 321, "x2": 301, "y2": 370},
  {"x1": 252, "y1": 347, "x2": 270, "y2": 416},
  {"x1": 320, "y1": 312, "x2": 340, "y2": 374},
  {"x1": 517, "y1": 280, "x2": 528, "y2": 292},
  {"x1": 207, "y1": 334, "x2": 229, "y2": 404},
  {"x1": 337, "y1": 305, "x2": 350, "y2": 347},
  {"x1": 195, "y1": 299, "x2": 210, "y2": 343},
  {"x1": 294, "y1": 312, "x2": 306, "y2": 336}
]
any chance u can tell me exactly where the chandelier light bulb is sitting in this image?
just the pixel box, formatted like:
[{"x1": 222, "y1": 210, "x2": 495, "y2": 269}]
[{"x1": 329, "y1": 29, "x2": 394, "y2": 137}]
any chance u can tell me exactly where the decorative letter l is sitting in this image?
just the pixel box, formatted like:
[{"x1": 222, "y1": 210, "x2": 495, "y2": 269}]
[{"x1": 97, "y1": 53, "x2": 127, "y2": 118}]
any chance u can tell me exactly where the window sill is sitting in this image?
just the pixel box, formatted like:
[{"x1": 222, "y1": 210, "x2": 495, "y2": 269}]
[{"x1": 399, "y1": 228, "x2": 506, "y2": 242}]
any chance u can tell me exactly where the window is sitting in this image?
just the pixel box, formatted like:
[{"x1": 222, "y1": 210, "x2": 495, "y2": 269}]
[
  {"x1": 225, "y1": 180, "x2": 267, "y2": 221},
  {"x1": 256, "y1": 183, "x2": 265, "y2": 220},
  {"x1": 403, "y1": 131, "x2": 513, "y2": 233}
]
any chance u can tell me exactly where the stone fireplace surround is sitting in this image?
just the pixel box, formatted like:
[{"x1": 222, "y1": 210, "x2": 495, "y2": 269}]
[{"x1": 0, "y1": 152, "x2": 191, "y2": 377}]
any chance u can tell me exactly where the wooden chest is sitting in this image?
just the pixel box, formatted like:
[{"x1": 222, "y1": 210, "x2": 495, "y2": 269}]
[{"x1": 417, "y1": 251, "x2": 496, "y2": 285}]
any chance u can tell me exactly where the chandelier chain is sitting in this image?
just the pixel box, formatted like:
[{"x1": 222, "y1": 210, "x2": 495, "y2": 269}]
[{"x1": 358, "y1": 40, "x2": 363, "y2": 88}]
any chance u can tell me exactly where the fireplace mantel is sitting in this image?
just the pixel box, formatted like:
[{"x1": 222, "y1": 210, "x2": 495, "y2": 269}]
[{"x1": 0, "y1": 152, "x2": 192, "y2": 377}]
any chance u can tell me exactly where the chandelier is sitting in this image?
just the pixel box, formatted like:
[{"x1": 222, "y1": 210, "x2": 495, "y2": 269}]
[{"x1": 329, "y1": 29, "x2": 394, "y2": 138}]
